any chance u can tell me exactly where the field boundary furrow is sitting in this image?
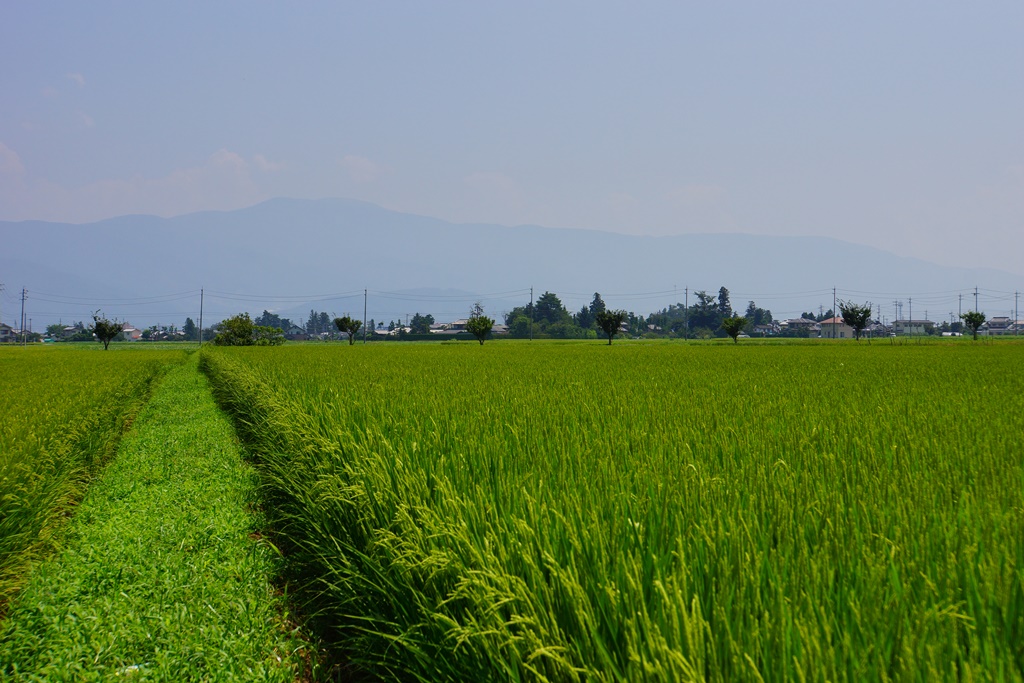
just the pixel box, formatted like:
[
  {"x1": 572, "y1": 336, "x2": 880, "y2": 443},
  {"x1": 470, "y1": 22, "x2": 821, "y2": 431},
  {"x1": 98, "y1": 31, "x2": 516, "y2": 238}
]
[
  {"x1": 0, "y1": 349, "x2": 179, "y2": 605},
  {"x1": 0, "y1": 358, "x2": 313, "y2": 681}
]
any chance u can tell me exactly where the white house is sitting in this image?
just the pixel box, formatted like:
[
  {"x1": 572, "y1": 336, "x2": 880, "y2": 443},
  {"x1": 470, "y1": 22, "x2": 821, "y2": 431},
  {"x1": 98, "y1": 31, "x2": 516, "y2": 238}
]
[
  {"x1": 819, "y1": 316, "x2": 855, "y2": 339},
  {"x1": 781, "y1": 318, "x2": 820, "y2": 336},
  {"x1": 892, "y1": 319, "x2": 934, "y2": 336},
  {"x1": 121, "y1": 323, "x2": 143, "y2": 342},
  {"x1": 982, "y1": 317, "x2": 1018, "y2": 336}
]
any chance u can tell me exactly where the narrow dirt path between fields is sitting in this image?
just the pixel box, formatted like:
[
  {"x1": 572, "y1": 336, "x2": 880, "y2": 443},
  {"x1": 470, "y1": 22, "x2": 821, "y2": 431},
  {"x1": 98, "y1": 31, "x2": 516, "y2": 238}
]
[{"x1": 0, "y1": 358, "x2": 312, "y2": 681}]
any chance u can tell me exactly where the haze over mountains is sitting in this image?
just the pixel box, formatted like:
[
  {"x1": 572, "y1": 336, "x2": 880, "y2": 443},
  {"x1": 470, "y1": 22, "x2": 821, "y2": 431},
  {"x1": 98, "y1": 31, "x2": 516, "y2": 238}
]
[{"x1": 3, "y1": 198, "x2": 1020, "y2": 329}]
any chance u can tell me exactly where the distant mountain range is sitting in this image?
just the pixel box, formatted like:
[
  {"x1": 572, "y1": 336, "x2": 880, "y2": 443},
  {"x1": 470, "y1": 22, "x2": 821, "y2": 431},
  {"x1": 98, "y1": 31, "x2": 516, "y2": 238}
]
[{"x1": 3, "y1": 197, "x2": 1020, "y2": 329}]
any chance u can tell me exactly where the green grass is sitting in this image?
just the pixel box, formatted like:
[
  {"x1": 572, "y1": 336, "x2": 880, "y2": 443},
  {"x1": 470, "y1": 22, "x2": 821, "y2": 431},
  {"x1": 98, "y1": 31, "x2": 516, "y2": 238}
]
[
  {"x1": 202, "y1": 342, "x2": 1024, "y2": 682},
  {"x1": 0, "y1": 346, "x2": 181, "y2": 602},
  {"x1": 0, "y1": 358, "x2": 311, "y2": 681}
]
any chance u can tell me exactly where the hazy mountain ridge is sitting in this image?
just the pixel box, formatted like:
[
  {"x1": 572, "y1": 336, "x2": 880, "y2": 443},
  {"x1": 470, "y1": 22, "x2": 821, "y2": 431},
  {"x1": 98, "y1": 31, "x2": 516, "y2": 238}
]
[{"x1": 3, "y1": 197, "x2": 1019, "y2": 328}]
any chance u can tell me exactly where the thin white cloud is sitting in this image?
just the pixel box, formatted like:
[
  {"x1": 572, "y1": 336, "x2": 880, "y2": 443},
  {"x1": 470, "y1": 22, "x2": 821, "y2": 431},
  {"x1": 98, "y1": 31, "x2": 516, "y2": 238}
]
[
  {"x1": 340, "y1": 155, "x2": 387, "y2": 182},
  {"x1": 0, "y1": 148, "x2": 272, "y2": 222},
  {"x1": 66, "y1": 72, "x2": 86, "y2": 88},
  {"x1": 77, "y1": 111, "x2": 95, "y2": 128},
  {"x1": 0, "y1": 142, "x2": 26, "y2": 176},
  {"x1": 253, "y1": 154, "x2": 284, "y2": 172}
]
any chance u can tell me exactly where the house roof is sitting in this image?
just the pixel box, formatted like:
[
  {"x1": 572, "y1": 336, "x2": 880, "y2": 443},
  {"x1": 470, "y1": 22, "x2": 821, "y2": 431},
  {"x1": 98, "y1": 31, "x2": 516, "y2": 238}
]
[{"x1": 819, "y1": 317, "x2": 848, "y2": 326}]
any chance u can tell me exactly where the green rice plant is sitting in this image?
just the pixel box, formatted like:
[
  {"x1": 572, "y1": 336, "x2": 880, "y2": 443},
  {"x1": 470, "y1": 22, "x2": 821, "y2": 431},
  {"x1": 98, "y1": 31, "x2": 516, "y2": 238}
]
[
  {"x1": 0, "y1": 346, "x2": 181, "y2": 602},
  {"x1": 202, "y1": 343, "x2": 1024, "y2": 681}
]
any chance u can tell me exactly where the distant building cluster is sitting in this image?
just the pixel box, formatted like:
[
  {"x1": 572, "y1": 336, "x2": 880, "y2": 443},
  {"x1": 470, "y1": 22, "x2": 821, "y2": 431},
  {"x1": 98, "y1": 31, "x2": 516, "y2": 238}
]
[{"x1": 748, "y1": 316, "x2": 1023, "y2": 339}]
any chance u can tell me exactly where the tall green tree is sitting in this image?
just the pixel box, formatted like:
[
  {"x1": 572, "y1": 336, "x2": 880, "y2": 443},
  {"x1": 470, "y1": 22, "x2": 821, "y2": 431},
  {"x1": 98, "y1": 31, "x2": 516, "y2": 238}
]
[
  {"x1": 688, "y1": 290, "x2": 720, "y2": 334},
  {"x1": 333, "y1": 316, "x2": 363, "y2": 345},
  {"x1": 183, "y1": 317, "x2": 198, "y2": 341},
  {"x1": 838, "y1": 300, "x2": 873, "y2": 341},
  {"x1": 213, "y1": 313, "x2": 284, "y2": 346},
  {"x1": 409, "y1": 313, "x2": 435, "y2": 335},
  {"x1": 744, "y1": 301, "x2": 773, "y2": 328},
  {"x1": 717, "y1": 287, "x2": 732, "y2": 318},
  {"x1": 507, "y1": 315, "x2": 532, "y2": 338},
  {"x1": 595, "y1": 310, "x2": 627, "y2": 345},
  {"x1": 960, "y1": 311, "x2": 986, "y2": 340},
  {"x1": 255, "y1": 310, "x2": 292, "y2": 331},
  {"x1": 535, "y1": 291, "x2": 569, "y2": 325},
  {"x1": 504, "y1": 304, "x2": 533, "y2": 327},
  {"x1": 574, "y1": 305, "x2": 594, "y2": 330}
]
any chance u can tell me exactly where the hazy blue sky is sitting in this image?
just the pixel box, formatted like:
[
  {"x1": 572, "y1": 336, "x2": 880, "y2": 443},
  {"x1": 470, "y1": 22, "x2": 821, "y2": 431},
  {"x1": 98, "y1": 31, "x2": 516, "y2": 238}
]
[{"x1": 2, "y1": 2, "x2": 1022, "y2": 274}]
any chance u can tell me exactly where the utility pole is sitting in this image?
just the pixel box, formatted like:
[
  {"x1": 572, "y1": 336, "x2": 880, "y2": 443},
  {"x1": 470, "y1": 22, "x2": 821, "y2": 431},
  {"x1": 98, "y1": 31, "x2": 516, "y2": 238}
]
[
  {"x1": 20, "y1": 288, "x2": 27, "y2": 346},
  {"x1": 684, "y1": 287, "x2": 689, "y2": 340},
  {"x1": 832, "y1": 287, "x2": 836, "y2": 339},
  {"x1": 199, "y1": 288, "x2": 204, "y2": 346},
  {"x1": 974, "y1": 286, "x2": 979, "y2": 312},
  {"x1": 529, "y1": 287, "x2": 534, "y2": 341},
  {"x1": 363, "y1": 288, "x2": 367, "y2": 344},
  {"x1": 1016, "y1": 291, "x2": 1019, "y2": 337},
  {"x1": 908, "y1": 298, "x2": 912, "y2": 337}
]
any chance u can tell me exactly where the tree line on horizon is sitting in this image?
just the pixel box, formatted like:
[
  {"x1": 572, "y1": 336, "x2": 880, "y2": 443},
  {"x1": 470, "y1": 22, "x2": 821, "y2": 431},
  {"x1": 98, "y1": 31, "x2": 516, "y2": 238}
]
[
  {"x1": 496, "y1": 288, "x2": 773, "y2": 340},
  {"x1": 24, "y1": 286, "x2": 995, "y2": 348}
]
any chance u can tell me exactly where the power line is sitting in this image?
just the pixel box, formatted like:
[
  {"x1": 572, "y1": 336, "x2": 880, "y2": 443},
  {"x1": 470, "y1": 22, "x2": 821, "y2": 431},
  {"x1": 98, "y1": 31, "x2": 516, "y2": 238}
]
[{"x1": 27, "y1": 289, "x2": 200, "y2": 304}]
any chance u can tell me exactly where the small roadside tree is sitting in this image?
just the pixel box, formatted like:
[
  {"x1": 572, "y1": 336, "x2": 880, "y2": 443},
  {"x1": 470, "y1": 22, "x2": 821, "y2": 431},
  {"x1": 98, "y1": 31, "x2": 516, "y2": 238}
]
[
  {"x1": 838, "y1": 300, "x2": 873, "y2": 341},
  {"x1": 214, "y1": 313, "x2": 256, "y2": 346},
  {"x1": 466, "y1": 301, "x2": 494, "y2": 345},
  {"x1": 720, "y1": 316, "x2": 748, "y2": 343},
  {"x1": 91, "y1": 313, "x2": 122, "y2": 350},
  {"x1": 960, "y1": 311, "x2": 986, "y2": 340},
  {"x1": 595, "y1": 309, "x2": 627, "y2": 345},
  {"x1": 334, "y1": 315, "x2": 362, "y2": 345}
]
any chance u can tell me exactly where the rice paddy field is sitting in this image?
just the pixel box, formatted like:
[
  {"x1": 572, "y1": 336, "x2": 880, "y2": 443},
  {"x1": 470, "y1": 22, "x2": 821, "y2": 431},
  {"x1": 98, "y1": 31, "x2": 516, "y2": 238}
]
[{"x1": 199, "y1": 341, "x2": 1024, "y2": 682}]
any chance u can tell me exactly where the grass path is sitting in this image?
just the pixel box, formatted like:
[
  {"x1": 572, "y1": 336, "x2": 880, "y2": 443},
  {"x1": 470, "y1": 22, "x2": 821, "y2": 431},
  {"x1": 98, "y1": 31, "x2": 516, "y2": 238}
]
[{"x1": 0, "y1": 358, "x2": 311, "y2": 681}]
